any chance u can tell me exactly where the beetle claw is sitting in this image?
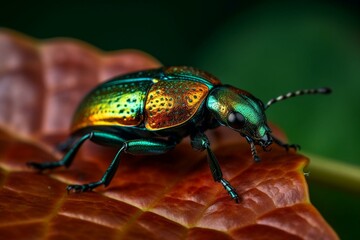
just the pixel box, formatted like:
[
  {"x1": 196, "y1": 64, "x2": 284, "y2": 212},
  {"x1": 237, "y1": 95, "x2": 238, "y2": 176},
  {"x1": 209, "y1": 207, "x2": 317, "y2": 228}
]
[
  {"x1": 66, "y1": 181, "x2": 104, "y2": 193},
  {"x1": 27, "y1": 162, "x2": 44, "y2": 170},
  {"x1": 253, "y1": 155, "x2": 261, "y2": 162},
  {"x1": 27, "y1": 162, "x2": 52, "y2": 171},
  {"x1": 66, "y1": 184, "x2": 91, "y2": 193},
  {"x1": 220, "y1": 179, "x2": 240, "y2": 203}
]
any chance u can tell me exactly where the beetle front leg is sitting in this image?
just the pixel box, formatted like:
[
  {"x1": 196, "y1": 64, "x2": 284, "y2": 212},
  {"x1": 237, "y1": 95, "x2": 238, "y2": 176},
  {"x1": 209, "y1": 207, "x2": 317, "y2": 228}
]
[
  {"x1": 191, "y1": 132, "x2": 240, "y2": 203},
  {"x1": 67, "y1": 137, "x2": 177, "y2": 192},
  {"x1": 271, "y1": 134, "x2": 301, "y2": 151},
  {"x1": 245, "y1": 136, "x2": 261, "y2": 162}
]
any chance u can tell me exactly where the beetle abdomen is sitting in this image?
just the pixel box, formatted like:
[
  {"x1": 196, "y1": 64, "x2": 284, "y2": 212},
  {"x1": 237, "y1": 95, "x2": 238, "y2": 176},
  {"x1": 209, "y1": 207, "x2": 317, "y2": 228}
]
[
  {"x1": 71, "y1": 80, "x2": 153, "y2": 132},
  {"x1": 144, "y1": 80, "x2": 209, "y2": 130}
]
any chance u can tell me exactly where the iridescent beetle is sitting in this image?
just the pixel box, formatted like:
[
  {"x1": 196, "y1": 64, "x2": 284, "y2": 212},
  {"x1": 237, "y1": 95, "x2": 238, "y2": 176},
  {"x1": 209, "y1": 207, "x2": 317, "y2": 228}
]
[{"x1": 28, "y1": 66, "x2": 331, "y2": 203}]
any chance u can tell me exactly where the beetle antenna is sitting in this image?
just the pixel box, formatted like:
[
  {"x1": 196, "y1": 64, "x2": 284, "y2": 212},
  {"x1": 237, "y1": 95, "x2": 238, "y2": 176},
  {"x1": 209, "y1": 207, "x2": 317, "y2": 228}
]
[{"x1": 265, "y1": 87, "x2": 331, "y2": 110}]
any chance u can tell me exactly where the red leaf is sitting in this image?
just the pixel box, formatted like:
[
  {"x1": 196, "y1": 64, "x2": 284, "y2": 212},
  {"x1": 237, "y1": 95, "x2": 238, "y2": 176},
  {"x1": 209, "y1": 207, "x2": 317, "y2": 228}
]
[{"x1": 0, "y1": 29, "x2": 338, "y2": 240}]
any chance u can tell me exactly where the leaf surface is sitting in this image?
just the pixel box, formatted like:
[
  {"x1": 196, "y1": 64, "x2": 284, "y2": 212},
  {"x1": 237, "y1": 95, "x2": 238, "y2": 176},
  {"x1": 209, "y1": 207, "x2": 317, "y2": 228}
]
[{"x1": 0, "y1": 29, "x2": 338, "y2": 240}]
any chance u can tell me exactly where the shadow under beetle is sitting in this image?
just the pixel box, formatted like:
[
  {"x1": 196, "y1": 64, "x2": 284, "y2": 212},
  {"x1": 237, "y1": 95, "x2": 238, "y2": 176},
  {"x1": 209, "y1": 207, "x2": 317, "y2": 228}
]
[{"x1": 28, "y1": 66, "x2": 331, "y2": 203}]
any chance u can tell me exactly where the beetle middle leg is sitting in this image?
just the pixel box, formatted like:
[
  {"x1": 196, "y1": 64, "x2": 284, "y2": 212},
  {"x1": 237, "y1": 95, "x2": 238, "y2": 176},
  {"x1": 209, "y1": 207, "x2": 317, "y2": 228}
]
[{"x1": 191, "y1": 131, "x2": 240, "y2": 203}]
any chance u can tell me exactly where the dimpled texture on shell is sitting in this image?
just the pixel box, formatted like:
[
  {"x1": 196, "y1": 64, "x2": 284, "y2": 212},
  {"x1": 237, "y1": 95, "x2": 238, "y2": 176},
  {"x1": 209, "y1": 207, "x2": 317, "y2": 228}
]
[
  {"x1": 71, "y1": 80, "x2": 153, "y2": 132},
  {"x1": 145, "y1": 80, "x2": 209, "y2": 130}
]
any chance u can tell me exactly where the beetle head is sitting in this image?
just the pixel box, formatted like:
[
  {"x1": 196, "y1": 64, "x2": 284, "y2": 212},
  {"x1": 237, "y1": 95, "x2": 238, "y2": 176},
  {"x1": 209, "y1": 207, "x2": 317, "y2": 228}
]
[{"x1": 207, "y1": 85, "x2": 272, "y2": 148}]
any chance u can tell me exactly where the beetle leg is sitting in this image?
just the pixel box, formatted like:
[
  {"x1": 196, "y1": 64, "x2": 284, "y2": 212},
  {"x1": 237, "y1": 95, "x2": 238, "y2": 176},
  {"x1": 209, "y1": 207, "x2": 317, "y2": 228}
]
[
  {"x1": 271, "y1": 134, "x2": 301, "y2": 151},
  {"x1": 66, "y1": 137, "x2": 176, "y2": 192},
  {"x1": 66, "y1": 144, "x2": 126, "y2": 193},
  {"x1": 55, "y1": 136, "x2": 78, "y2": 153},
  {"x1": 28, "y1": 131, "x2": 128, "y2": 171},
  {"x1": 28, "y1": 133, "x2": 97, "y2": 170},
  {"x1": 245, "y1": 136, "x2": 261, "y2": 162},
  {"x1": 191, "y1": 132, "x2": 240, "y2": 203}
]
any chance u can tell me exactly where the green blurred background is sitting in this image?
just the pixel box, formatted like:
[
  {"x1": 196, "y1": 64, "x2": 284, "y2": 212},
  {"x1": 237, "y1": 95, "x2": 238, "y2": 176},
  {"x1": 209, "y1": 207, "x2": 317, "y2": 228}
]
[{"x1": 1, "y1": 0, "x2": 359, "y2": 238}]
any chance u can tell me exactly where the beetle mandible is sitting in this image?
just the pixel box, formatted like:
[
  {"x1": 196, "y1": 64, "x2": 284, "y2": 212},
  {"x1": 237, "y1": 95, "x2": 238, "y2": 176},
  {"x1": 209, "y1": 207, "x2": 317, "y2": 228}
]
[{"x1": 28, "y1": 66, "x2": 331, "y2": 203}]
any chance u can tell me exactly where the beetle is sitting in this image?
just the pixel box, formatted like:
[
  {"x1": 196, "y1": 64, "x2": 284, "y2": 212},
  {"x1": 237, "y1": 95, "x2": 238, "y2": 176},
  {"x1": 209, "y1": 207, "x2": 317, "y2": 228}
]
[{"x1": 28, "y1": 66, "x2": 331, "y2": 203}]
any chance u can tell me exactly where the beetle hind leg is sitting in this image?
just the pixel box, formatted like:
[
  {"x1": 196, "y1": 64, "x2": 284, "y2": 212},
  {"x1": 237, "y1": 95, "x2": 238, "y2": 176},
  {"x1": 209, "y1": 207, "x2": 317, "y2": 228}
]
[{"x1": 28, "y1": 133, "x2": 97, "y2": 170}]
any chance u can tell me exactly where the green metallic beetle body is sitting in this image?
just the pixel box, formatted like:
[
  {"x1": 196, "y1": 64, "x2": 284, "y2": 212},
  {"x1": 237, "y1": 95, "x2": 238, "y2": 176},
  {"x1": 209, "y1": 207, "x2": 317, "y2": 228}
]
[
  {"x1": 71, "y1": 66, "x2": 219, "y2": 141},
  {"x1": 29, "y1": 66, "x2": 331, "y2": 203}
]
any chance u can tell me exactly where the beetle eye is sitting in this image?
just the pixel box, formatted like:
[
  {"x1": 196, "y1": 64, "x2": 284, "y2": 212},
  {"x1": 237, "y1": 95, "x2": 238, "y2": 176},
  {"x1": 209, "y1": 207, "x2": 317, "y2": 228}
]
[{"x1": 227, "y1": 111, "x2": 245, "y2": 129}]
